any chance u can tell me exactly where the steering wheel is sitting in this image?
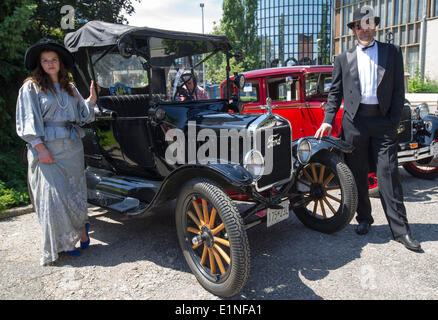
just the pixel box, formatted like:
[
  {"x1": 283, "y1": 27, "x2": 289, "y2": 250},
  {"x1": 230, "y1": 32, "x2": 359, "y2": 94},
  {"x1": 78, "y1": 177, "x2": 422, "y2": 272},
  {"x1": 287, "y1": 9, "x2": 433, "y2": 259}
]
[{"x1": 173, "y1": 72, "x2": 197, "y2": 101}]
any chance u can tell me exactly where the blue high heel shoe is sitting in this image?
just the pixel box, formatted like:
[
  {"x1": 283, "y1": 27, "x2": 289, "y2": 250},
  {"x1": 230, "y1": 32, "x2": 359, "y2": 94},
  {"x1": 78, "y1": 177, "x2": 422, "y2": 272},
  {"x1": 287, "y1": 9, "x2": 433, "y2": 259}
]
[
  {"x1": 67, "y1": 248, "x2": 80, "y2": 256},
  {"x1": 80, "y1": 222, "x2": 90, "y2": 249}
]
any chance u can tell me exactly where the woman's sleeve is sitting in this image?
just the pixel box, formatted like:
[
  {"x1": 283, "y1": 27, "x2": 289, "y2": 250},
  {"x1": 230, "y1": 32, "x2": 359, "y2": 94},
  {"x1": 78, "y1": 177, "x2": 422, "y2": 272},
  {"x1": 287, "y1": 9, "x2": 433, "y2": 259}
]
[
  {"x1": 72, "y1": 84, "x2": 95, "y2": 125},
  {"x1": 15, "y1": 81, "x2": 45, "y2": 145}
]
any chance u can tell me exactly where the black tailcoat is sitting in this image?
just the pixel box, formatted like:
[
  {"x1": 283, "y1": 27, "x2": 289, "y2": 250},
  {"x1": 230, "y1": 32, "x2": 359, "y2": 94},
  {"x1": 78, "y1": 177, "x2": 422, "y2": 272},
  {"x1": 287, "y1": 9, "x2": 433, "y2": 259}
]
[{"x1": 324, "y1": 41, "x2": 409, "y2": 237}]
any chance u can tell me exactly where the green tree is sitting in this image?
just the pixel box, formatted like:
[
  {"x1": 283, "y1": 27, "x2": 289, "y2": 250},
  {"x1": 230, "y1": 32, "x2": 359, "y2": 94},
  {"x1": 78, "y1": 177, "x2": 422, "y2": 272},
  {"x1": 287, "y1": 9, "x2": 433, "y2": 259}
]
[
  {"x1": 317, "y1": 3, "x2": 331, "y2": 65},
  {"x1": 0, "y1": 0, "x2": 37, "y2": 150},
  {"x1": 206, "y1": 0, "x2": 261, "y2": 84},
  {"x1": 0, "y1": 0, "x2": 141, "y2": 211}
]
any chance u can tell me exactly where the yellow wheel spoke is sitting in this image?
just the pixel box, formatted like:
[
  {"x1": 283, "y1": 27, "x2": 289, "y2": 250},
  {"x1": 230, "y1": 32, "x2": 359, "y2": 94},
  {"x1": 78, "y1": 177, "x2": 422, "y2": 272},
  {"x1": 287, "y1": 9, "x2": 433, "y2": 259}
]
[
  {"x1": 319, "y1": 199, "x2": 327, "y2": 219},
  {"x1": 208, "y1": 248, "x2": 216, "y2": 274},
  {"x1": 212, "y1": 247, "x2": 226, "y2": 274},
  {"x1": 187, "y1": 227, "x2": 200, "y2": 234},
  {"x1": 311, "y1": 163, "x2": 318, "y2": 182},
  {"x1": 214, "y1": 244, "x2": 231, "y2": 265},
  {"x1": 318, "y1": 165, "x2": 326, "y2": 184},
  {"x1": 200, "y1": 245, "x2": 208, "y2": 265},
  {"x1": 325, "y1": 186, "x2": 341, "y2": 191},
  {"x1": 302, "y1": 167, "x2": 314, "y2": 183},
  {"x1": 192, "y1": 243, "x2": 202, "y2": 250},
  {"x1": 192, "y1": 199, "x2": 205, "y2": 225},
  {"x1": 202, "y1": 199, "x2": 209, "y2": 226},
  {"x1": 214, "y1": 236, "x2": 230, "y2": 247},
  {"x1": 209, "y1": 208, "x2": 217, "y2": 229},
  {"x1": 322, "y1": 173, "x2": 335, "y2": 187},
  {"x1": 326, "y1": 193, "x2": 341, "y2": 203},
  {"x1": 297, "y1": 179, "x2": 311, "y2": 187},
  {"x1": 323, "y1": 196, "x2": 337, "y2": 214},
  {"x1": 187, "y1": 210, "x2": 202, "y2": 229},
  {"x1": 212, "y1": 223, "x2": 225, "y2": 236},
  {"x1": 312, "y1": 200, "x2": 318, "y2": 217}
]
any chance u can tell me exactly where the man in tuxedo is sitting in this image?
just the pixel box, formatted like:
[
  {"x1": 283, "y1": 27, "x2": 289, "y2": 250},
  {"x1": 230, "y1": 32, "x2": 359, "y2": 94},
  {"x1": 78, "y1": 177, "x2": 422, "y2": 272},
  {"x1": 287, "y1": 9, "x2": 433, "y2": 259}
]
[{"x1": 315, "y1": 6, "x2": 421, "y2": 251}]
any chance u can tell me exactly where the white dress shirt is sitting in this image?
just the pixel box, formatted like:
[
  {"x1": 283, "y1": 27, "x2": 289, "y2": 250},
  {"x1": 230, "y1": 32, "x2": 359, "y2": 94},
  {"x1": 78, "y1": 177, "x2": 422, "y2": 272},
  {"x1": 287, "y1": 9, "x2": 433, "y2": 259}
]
[
  {"x1": 323, "y1": 40, "x2": 379, "y2": 128},
  {"x1": 356, "y1": 40, "x2": 379, "y2": 105}
]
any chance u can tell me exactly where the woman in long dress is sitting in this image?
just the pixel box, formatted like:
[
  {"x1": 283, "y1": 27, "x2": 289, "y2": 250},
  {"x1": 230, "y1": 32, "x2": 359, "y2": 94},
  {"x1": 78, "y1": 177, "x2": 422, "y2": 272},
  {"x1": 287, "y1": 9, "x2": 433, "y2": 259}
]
[{"x1": 16, "y1": 38, "x2": 99, "y2": 265}]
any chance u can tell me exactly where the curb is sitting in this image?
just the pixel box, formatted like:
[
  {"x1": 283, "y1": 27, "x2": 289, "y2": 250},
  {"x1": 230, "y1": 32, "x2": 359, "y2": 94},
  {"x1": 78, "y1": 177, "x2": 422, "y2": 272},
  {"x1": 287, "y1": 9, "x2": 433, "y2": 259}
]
[{"x1": 0, "y1": 205, "x2": 34, "y2": 219}]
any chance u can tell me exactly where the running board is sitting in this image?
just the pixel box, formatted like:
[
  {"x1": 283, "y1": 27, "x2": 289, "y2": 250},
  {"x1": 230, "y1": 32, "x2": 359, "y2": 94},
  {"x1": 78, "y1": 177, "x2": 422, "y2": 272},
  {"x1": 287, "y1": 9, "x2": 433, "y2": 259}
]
[{"x1": 85, "y1": 167, "x2": 161, "y2": 216}]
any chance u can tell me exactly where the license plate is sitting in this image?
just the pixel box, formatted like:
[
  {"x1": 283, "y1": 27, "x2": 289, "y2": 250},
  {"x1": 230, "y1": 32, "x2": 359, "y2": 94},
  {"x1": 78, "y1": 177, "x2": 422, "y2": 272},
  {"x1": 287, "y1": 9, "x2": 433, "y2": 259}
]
[{"x1": 267, "y1": 200, "x2": 290, "y2": 227}]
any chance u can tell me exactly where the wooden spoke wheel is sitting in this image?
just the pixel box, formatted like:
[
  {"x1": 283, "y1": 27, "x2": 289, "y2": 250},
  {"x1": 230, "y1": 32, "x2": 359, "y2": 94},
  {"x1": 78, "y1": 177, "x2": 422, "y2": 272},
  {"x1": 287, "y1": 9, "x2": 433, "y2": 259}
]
[
  {"x1": 176, "y1": 178, "x2": 250, "y2": 297},
  {"x1": 293, "y1": 150, "x2": 357, "y2": 234}
]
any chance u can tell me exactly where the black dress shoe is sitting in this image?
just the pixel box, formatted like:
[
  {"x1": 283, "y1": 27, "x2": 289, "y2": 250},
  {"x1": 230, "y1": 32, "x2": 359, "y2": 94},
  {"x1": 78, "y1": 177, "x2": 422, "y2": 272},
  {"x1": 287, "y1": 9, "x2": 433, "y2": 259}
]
[
  {"x1": 355, "y1": 221, "x2": 371, "y2": 235},
  {"x1": 395, "y1": 234, "x2": 422, "y2": 252}
]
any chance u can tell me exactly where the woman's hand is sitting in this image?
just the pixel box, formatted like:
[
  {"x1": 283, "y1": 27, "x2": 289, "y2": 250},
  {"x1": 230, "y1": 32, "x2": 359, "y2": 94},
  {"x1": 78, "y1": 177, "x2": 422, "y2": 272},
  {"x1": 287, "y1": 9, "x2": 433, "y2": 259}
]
[
  {"x1": 88, "y1": 80, "x2": 101, "y2": 105},
  {"x1": 34, "y1": 143, "x2": 55, "y2": 164}
]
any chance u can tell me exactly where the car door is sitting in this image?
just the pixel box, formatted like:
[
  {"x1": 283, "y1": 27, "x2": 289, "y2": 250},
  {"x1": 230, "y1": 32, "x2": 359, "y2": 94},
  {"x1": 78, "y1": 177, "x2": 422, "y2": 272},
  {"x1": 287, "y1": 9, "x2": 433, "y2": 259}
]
[{"x1": 303, "y1": 71, "x2": 342, "y2": 137}]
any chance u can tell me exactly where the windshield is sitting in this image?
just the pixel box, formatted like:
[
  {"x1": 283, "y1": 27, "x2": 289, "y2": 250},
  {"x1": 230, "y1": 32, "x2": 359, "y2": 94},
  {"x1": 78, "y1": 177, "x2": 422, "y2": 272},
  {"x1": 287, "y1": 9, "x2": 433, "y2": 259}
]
[{"x1": 93, "y1": 53, "x2": 148, "y2": 92}]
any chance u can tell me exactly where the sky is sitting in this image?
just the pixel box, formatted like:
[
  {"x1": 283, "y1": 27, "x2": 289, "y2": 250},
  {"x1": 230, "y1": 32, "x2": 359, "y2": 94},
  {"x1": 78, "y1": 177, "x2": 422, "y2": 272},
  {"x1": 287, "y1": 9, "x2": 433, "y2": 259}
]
[{"x1": 124, "y1": 0, "x2": 224, "y2": 34}]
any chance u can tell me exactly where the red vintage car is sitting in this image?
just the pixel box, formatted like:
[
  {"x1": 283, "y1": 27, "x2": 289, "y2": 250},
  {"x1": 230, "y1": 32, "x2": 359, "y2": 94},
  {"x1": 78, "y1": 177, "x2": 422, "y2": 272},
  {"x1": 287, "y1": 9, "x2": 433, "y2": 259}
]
[
  {"x1": 221, "y1": 66, "x2": 342, "y2": 140},
  {"x1": 221, "y1": 65, "x2": 438, "y2": 194}
]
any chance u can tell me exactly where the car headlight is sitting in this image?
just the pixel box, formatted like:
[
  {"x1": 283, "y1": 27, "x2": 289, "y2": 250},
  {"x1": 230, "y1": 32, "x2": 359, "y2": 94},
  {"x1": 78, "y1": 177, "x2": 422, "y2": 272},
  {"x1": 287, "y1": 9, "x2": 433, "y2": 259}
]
[
  {"x1": 417, "y1": 103, "x2": 429, "y2": 119},
  {"x1": 425, "y1": 121, "x2": 433, "y2": 132},
  {"x1": 297, "y1": 138, "x2": 312, "y2": 164},
  {"x1": 243, "y1": 149, "x2": 264, "y2": 180}
]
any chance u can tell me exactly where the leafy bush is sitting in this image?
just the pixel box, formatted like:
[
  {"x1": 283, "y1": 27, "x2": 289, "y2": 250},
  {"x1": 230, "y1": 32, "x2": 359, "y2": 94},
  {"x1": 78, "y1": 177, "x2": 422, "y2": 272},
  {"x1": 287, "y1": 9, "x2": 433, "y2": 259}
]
[
  {"x1": 0, "y1": 149, "x2": 30, "y2": 212},
  {"x1": 0, "y1": 181, "x2": 29, "y2": 212},
  {"x1": 408, "y1": 68, "x2": 438, "y2": 93}
]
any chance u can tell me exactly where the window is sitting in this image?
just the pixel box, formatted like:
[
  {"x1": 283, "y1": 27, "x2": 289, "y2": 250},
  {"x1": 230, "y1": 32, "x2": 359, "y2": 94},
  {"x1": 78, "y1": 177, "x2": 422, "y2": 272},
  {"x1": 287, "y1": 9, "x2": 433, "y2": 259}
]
[
  {"x1": 266, "y1": 76, "x2": 300, "y2": 102},
  {"x1": 239, "y1": 80, "x2": 260, "y2": 103},
  {"x1": 93, "y1": 53, "x2": 148, "y2": 89},
  {"x1": 305, "y1": 72, "x2": 332, "y2": 101},
  {"x1": 409, "y1": 0, "x2": 416, "y2": 22},
  {"x1": 401, "y1": 0, "x2": 408, "y2": 23}
]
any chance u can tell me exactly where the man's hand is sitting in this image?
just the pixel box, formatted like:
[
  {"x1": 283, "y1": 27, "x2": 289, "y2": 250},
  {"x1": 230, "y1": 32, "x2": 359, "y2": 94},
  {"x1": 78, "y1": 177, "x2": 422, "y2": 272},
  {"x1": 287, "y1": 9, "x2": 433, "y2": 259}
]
[
  {"x1": 314, "y1": 123, "x2": 332, "y2": 139},
  {"x1": 34, "y1": 143, "x2": 55, "y2": 164}
]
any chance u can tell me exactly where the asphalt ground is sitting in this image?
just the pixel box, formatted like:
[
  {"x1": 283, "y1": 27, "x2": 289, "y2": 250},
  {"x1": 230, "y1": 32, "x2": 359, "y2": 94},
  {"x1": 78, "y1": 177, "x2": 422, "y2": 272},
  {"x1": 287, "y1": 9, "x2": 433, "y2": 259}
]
[{"x1": 0, "y1": 168, "x2": 437, "y2": 300}]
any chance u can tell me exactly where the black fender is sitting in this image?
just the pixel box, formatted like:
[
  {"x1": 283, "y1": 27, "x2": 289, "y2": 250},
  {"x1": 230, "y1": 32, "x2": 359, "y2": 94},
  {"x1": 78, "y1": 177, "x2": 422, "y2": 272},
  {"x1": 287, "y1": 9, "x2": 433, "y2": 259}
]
[
  {"x1": 293, "y1": 136, "x2": 354, "y2": 162},
  {"x1": 423, "y1": 114, "x2": 438, "y2": 145},
  {"x1": 147, "y1": 163, "x2": 254, "y2": 210}
]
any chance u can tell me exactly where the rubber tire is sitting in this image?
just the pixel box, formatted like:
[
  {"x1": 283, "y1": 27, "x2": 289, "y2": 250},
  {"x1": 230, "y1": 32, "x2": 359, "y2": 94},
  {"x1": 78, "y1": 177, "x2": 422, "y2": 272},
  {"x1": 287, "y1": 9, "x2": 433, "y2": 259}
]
[
  {"x1": 403, "y1": 162, "x2": 438, "y2": 180},
  {"x1": 175, "y1": 178, "x2": 250, "y2": 298},
  {"x1": 293, "y1": 150, "x2": 358, "y2": 234}
]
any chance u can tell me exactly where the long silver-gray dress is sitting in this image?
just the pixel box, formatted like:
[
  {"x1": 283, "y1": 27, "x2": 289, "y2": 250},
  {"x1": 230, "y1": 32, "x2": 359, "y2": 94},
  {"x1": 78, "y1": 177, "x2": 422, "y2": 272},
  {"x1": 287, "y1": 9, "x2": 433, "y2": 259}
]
[{"x1": 16, "y1": 80, "x2": 95, "y2": 265}]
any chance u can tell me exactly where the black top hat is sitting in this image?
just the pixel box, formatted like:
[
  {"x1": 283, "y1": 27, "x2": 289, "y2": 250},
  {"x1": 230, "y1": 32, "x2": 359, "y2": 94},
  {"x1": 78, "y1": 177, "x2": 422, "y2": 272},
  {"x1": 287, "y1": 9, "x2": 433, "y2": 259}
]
[
  {"x1": 24, "y1": 38, "x2": 75, "y2": 71},
  {"x1": 347, "y1": 6, "x2": 380, "y2": 29}
]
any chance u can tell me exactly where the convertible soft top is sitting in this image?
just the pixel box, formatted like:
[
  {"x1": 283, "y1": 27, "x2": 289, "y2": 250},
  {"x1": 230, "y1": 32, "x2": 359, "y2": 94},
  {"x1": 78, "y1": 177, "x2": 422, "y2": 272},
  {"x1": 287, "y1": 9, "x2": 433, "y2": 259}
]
[{"x1": 64, "y1": 20, "x2": 231, "y2": 53}]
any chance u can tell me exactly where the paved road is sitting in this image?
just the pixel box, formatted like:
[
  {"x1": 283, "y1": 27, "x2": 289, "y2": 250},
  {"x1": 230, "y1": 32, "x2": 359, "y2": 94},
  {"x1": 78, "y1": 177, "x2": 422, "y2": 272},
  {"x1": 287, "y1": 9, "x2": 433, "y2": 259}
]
[{"x1": 1, "y1": 168, "x2": 437, "y2": 300}]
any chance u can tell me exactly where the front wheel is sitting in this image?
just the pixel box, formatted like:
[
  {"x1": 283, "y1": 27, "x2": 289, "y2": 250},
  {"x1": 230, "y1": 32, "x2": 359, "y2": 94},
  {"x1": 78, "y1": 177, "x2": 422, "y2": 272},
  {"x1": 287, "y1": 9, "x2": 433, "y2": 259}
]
[
  {"x1": 175, "y1": 178, "x2": 250, "y2": 297},
  {"x1": 292, "y1": 150, "x2": 358, "y2": 234}
]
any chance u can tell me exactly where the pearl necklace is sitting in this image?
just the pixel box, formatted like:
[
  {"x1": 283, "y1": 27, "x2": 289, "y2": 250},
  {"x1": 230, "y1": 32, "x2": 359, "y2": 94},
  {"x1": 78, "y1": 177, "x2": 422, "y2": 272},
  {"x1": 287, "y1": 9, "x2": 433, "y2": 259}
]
[{"x1": 53, "y1": 84, "x2": 68, "y2": 110}]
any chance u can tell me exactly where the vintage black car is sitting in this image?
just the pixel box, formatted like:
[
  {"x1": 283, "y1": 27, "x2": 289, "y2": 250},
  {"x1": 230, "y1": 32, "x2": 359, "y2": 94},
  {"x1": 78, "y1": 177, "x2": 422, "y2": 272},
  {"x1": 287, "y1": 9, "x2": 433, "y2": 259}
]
[
  {"x1": 368, "y1": 100, "x2": 438, "y2": 196},
  {"x1": 63, "y1": 21, "x2": 358, "y2": 297}
]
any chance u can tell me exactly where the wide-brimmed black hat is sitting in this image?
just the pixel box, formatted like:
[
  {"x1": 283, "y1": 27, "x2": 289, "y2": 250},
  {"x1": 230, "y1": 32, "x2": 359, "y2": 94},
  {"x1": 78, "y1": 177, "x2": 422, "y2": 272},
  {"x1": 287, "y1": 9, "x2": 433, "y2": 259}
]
[
  {"x1": 24, "y1": 38, "x2": 75, "y2": 71},
  {"x1": 347, "y1": 6, "x2": 380, "y2": 29}
]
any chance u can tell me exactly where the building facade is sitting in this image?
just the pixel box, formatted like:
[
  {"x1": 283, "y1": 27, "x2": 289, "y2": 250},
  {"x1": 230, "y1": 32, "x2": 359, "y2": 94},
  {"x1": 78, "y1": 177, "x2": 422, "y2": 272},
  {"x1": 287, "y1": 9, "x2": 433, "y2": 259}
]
[
  {"x1": 333, "y1": 0, "x2": 438, "y2": 80},
  {"x1": 257, "y1": 0, "x2": 332, "y2": 68}
]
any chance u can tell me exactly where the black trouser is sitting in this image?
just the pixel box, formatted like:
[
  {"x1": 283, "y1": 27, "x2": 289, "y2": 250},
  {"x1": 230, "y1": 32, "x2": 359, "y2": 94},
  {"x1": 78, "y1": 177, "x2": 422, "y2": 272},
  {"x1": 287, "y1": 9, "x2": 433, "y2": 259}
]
[{"x1": 342, "y1": 104, "x2": 409, "y2": 238}]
